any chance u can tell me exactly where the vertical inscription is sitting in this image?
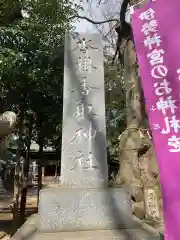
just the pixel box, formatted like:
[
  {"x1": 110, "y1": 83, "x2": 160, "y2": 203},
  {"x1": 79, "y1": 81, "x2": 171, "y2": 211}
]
[
  {"x1": 69, "y1": 35, "x2": 100, "y2": 171},
  {"x1": 61, "y1": 32, "x2": 108, "y2": 186},
  {"x1": 144, "y1": 188, "x2": 160, "y2": 219}
]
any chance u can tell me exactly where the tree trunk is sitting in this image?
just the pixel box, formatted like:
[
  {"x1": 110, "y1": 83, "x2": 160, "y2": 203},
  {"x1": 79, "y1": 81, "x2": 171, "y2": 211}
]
[
  {"x1": 115, "y1": 0, "x2": 162, "y2": 222},
  {"x1": 37, "y1": 121, "x2": 44, "y2": 205},
  {"x1": 55, "y1": 164, "x2": 57, "y2": 178},
  {"x1": 37, "y1": 141, "x2": 43, "y2": 205},
  {"x1": 19, "y1": 116, "x2": 33, "y2": 225},
  {"x1": 12, "y1": 106, "x2": 25, "y2": 233}
]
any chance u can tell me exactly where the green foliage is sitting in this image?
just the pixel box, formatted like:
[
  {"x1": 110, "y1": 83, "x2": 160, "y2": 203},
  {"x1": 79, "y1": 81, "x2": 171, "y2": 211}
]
[
  {"x1": 0, "y1": 0, "x2": 80, "y2": 150},
  {"x1": 104, "y1": 57, "x2": 126, "y2": 156},
  {"x1": 0, "y1": 0, "x2": 22, "y2": 26}
]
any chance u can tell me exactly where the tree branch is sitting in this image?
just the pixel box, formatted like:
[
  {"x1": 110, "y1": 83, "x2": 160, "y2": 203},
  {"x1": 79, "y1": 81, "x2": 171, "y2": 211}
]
[
  {"x1": 97, "y1": 0, "x2": 109, "y2": 6},
  {"x1": 73, "y1": 15, "x2": 119, "y2": 25},
  {"x1": 98, "y1": 0, "x2": 102, "y2": 5},
  {"x1": 120, "y1": 0, "x2": 130, "y2": 24},
  {"x1": 76, "y1": 0, "x2": 129, "y2": 27}
]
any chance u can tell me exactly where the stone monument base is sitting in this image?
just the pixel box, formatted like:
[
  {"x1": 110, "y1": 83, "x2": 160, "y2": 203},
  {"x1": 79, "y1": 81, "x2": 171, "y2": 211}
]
[
  {"x1": 29, "y1": 229, "x2": 160, "y2": 240},
  {"x1": 10, "y1": 187, "x2": 162, "y2": 240},
  {"x1": 13, "y1": 225, "x2": 161, "y2": 240},
  {"x1": 10, "y1": 213, "x2": 162, "y2": 240},
  {"x1": 39, "y1": 186, "x2": 134, "y2": 232}
]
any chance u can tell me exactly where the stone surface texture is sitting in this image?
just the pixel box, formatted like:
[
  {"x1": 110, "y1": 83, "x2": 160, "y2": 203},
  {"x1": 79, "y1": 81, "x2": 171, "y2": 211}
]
[
  {"x1": 61, "y1": 32, "x2": 108, "y2": 188},
  {"x1": 10, "y1": 214, "x2": 162, "y2": 240},
  {"x1": 39, "y1": 187, "x2": 132, "y2": 232},
  {"x1": 27, "y1": 229, "x2": 161, "y2": 240}
]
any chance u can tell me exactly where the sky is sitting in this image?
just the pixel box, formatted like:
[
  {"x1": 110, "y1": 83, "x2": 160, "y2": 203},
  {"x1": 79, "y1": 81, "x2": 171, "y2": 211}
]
[
  {"x1": 73, "y1": 0, "x2": 130, "y2": 53},
  {"x1": 74, "y1": 0, "x2": 99, "y2": 33},
  {"x1": 74, "y1": 0, "x2": 130, "y2": 33}
]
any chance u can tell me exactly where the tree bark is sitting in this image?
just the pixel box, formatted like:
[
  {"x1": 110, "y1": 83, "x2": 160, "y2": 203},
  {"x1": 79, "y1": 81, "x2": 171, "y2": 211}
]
[
  {"x1": 19, "y1": 116, "x2": 33, "y2": 224},
  {"x1": 115, "y1": 0, "x2": 162, "y2": 221},
  {"x1": 12, "y1": 104, "x2": 25, "y2": 233},
  {"x1": 37, "y1": 141, "x2": 43, "y2": 205},
  {"x1": 37, "y1": 122, "x2": 44, "y2": 205}
]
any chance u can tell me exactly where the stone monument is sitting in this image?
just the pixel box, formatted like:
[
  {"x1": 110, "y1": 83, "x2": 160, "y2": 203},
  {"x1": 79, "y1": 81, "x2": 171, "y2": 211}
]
[
  {"x1": 27, "y1": 32, "x2": 161, "y2": 239},
  {"x1": 39, "y1": 32, "x2": 132, "y2": 233}
]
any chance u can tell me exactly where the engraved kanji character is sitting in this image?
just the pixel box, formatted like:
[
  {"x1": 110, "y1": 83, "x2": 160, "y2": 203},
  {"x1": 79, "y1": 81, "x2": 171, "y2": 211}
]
[
  {"x1": 76, "y1": 37, "x2": 95, "y2": 53},
  {"x1": 84, "y1": 152, "x2": 98, "y2": 170},
  {"x1": 73, "y1": 100, "x2": 96, "y2": 121},
  {"x1": 162, "y1": 115, "x2": 180, "y2": 134},
  {"x1": 70, "y1": 125, "x2": 97, "y2": 144},
  {"x1": 86, "y1": 152, "x2": 93, "y2": 169},
  {"x1": 147, "y1": 49, "x2": 164, "y2": 66},
  {"x1": 84, "y1": 123, "x2": 97, "y2": 141},
  {"x1": 82, "y1": 56, "x2": 91, "y2": 72},
  {"x1": 74, "y1": 103, "x2": 84, "y2": 120},
  {"x1": 141, "y1": 20, "x2": 158, "y2": 36},
  {"x1": 69, "y1": 151, "x2": 84, "y2": 171},
  {"x1": 85, "y1": 57, "x2": 91, "y2": 71},
  {"x1": 71, "y1": 151, "x2": 98, "y2": 170},
  {"x1": 139, "y1": 8, "x2": 155, "y2": 21},
  {"x1": 78, "y1": 56, "x2": 82, "y2": 68},
  {"x1": 154, "y1": 79, "x2": 172, "y2": 96},
  {"x1": 88, "y1": 104, "x2": 93, "y2": 113},
  {"x1": 77, "y1": 38, "x2": 89, "y2": 52},
  {"x1": 168, "y1": 135, "x2": 180, "y2": 152},
  {"x1": 144, "y1": 34, "x2": 162, "y2": 50},
  {"x1": 75, "y1": 152, "x2": 84, "y2": 167},
  {"x1": 80, "y1": 77, "x2": 89, "y2": 95},
  {"x1": 78, "y1": 56, "x2": 92, "y2": 73},
  {"x1": 156, "y1": 96, "x2": 177, "y2": 115},
  {"x1": 73, "y1": 36, "x2": 98, "y2": 53},
  {"x1": 70, "y1": 128, "x2": 84, "y2": 143},
  {"x1": 151, "y1": 65, "x2": 168, "y2": 79}
]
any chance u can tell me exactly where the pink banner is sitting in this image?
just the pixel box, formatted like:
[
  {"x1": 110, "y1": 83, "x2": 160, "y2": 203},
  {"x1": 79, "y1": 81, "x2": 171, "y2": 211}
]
[{"x1": 132, "y1": 1, "x2": 180, "y2": 239}]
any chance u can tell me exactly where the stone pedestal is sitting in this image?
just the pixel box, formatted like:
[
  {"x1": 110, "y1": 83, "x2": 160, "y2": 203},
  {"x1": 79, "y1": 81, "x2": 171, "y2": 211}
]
[
  {"x1": 10, "y1": 213, "x2": 162, "y2": 240},
  {"x1": 29, "y1": 229, "x2": 161, "y2": 240},
  {"x1": 39, "y1": 186, "x2": 132, "y2": 232}
]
